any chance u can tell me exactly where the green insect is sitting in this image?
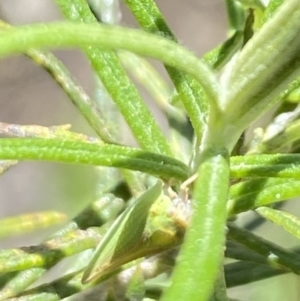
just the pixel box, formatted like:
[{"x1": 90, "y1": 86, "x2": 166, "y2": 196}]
[{"x1": 82, "y1": 180, "x2": 164, "y2": 284}]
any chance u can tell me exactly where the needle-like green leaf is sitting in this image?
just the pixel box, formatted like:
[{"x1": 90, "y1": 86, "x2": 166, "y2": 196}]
[
  {"x1": 0, "y1": 19, "x2": 115, "y2": 143},
  {"x1": 123, "y1": 0, "x2": 209, "y2": 138},
  {"x1": 225, "y1": 261, "x2": 284, "y2": 288},
  {"x1": 0, "y1": 138, "x2": 189, "y2": 181},
  {"x1": 55, "y1": 0, "x2": 172, "y2": 156},
  {"x1": 256, "y1": 207, "x2": 300, "y2": 240},
  {"x1": 227, "y1": 223, "x2": 300, "y2": 274},
  {"x1": 230, "y1": 154, "x2": 300, "y2": 179},
  {"x1": 0, "y1": 195, "x2": 123, "y2": 300},
  {"x1": 0, "y1": 22, "x2": 219, "y2": 113},
  {"x1": 228, "y1": 178, "x2": 300, "y2": 216},
  {"x1": 221, "y1": 0, "x2": 300, "y2": 147},
  {"x1": 0, "y1": 211, "x2": 67, "y2": 239}
]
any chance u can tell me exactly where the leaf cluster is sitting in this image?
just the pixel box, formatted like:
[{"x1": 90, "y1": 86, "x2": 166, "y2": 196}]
[{"x1": 1, "y1": 0, "x2": 300, "y2": 300}]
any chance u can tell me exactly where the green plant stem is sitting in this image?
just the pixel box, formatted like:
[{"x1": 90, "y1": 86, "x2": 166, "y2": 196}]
[
  {"x1": 0, "y1": 22, "x2": 219, "y2": 117},
  {"x1": 0, "y1": 138, "x2": 188, "y2": 181},
  {"x1": 161, "y1": 152, "x2": 229, "y2": 301}
]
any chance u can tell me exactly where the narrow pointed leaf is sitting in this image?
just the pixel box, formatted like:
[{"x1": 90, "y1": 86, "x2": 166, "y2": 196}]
[
  {"x1": 228, "y1": 177, "x2": 300, "y2": 215},
  {"x1": 248, "y1": 119, "x2": 300, "y2": 154},
  {"x1": 262, "y1": 0, "x2": 284, "y2": 23},
  {"x1": 0, "y1": 196, "x2": 123, "y2": 299},
  {"x1": 225, "y1": 241, "x2": 269, "y2": 265},
  {"x1": 123, "y1": 0, "x2": 209, "y2": 137},
  {"x1": 118, "y1": 51, "x2": 185, "y2": 123},
  {"x1": 256, "y1": 206, "x2": 300, "y2": 240},
  {"x1": 56, "y1": 0, "x2": 171, "y2": 156},
  {"x1": 0, "y1": 268, "x2": 46, "y2": 301},
  {"x1": 227, "y1": 223, "x2": 300, "y2": 274},
  {"x1": 203, "y1": 30, "x2": 244, "y2": 70},
  {"x1": 0, "y1": 19, "x2": 115, "y2": 143},
  {"x1": 230, "y1": 154, "x2": 300, "y2": 179},
  {"x1": 223, "y1": 0, "x2": 300, "y2": 137},
  {"x1": 0, "y1": 138, "x2": 189, "y2": 181},
  {"x1": 26, "y1": 51, "x2": 115, "y2": 143},
  {"x1": 0, "y1": 228, "x2": 102, "y2": 273},
  {"x1": 6, "y1": 271, "x2": 89, "y2": 301},
  {"x1": 0, "y1": 22, "x2": 219, "y2": 115},
  {"x1": 225, "y1": 261, "x2": 284, "y2": 288},
  {"x1": 0, "y1": 211, "x2": 67, "y2": 239},
  {"x1": 0, "y1": 122, "x2": 99, "y2": 142}
]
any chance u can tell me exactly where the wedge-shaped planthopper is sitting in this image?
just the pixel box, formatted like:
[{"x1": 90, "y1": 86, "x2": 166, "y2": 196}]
[{"x1": 82, "y1": 180, "x2": 164, "y2": 284}]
